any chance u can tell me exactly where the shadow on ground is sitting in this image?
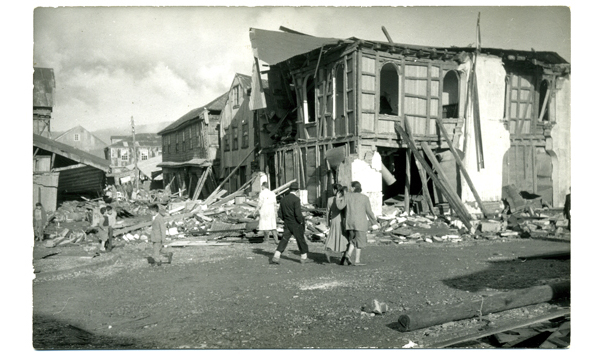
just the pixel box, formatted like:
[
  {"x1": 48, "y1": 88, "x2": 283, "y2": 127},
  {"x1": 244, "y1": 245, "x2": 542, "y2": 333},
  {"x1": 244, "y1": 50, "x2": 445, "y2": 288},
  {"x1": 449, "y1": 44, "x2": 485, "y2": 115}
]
[
  {"x1": 251, "y1": 247, "x2": 328, "y2": 265},
  {"x1": 33, "y1": 314, "x2": 152, "y2": 350},
  {"x1": 442, "y1": 251, "x2": 570, "y2": 292}
]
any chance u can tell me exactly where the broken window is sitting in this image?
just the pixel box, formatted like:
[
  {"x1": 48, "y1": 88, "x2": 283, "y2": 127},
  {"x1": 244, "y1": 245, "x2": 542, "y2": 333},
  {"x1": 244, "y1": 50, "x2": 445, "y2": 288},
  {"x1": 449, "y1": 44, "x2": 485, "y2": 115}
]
[
  {"x1": 442, "y1": 70, "x2": 460, "y2": 118},
  {"x1": 224, "y1": 131, "x2": 230, "y2": 151},
  {"x1": 538, "y1": 79, "x2": 550, "y2": 122},
  {"x1": 140, "y1": 149, "x2": 148, "y2": 161},
  {"x1": 182, "y1": 130, "x2": 186, "y2": 152},
  {"x1": 379, "y1": 62, "x2": 400, "y2": 115},
  {"x1": 303, "y1": 75, "x2": 316, "y2": 124},
  {"x1": 121, "y1": 149, "x2": 128, "y2": 161}
]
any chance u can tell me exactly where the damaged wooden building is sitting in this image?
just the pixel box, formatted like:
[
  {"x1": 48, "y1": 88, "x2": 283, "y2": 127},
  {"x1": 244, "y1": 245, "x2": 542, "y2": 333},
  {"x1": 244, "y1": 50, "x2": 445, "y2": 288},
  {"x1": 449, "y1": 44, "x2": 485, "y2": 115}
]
[{"x1": 247, "y1": 28, "x2": 570, "y2": 216}]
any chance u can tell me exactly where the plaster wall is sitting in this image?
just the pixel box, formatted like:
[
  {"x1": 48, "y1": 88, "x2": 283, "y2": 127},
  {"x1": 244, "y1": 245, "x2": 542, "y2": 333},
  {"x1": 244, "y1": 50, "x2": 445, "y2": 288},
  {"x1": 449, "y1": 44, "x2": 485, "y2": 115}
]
[
  {"x1": 549, "y1": 76, "x2": 571, "y2": 206},
  {"x1": 461, "y1": 55, "x2": 511, "y2": 204},
  {"x1": 337, "y1": 150, "x2": 383, "y2": 216}
]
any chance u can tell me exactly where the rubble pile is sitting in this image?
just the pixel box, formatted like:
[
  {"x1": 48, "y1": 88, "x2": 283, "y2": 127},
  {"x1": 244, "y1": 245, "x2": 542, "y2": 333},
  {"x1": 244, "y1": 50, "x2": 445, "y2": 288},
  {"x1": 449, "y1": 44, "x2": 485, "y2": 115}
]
[{"x1": 36, "y1": 184, "x2": 570, "y2": 253}]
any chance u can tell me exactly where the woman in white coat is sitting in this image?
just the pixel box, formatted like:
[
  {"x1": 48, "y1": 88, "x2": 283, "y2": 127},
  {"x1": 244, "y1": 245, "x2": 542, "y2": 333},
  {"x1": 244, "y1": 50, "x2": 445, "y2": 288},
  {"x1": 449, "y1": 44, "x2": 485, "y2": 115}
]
[{"x1": 254, "y1": 182, "x2": 278, "y2": 244}]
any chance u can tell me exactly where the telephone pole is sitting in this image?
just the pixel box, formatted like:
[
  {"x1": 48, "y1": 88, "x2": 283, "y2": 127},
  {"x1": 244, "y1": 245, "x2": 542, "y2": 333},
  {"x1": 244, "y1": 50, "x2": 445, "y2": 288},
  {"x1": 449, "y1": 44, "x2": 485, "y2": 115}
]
[{"x1": 131, "y1": 116, "x2": 139, "y2": 191}]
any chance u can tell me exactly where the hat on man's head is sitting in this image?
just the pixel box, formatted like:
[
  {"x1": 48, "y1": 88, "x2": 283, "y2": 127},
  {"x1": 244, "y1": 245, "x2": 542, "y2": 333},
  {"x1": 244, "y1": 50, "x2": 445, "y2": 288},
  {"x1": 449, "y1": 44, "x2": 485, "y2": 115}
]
[{"x1": 289, "y1": 182, "x2": 299, "y2": 191}]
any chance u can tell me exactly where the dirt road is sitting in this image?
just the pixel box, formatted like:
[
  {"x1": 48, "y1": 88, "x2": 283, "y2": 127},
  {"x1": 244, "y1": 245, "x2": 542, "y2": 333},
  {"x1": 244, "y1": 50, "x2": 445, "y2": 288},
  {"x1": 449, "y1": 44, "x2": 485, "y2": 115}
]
[{"x1": 32, "y1": 237, "x2": 570, "y2": 349}]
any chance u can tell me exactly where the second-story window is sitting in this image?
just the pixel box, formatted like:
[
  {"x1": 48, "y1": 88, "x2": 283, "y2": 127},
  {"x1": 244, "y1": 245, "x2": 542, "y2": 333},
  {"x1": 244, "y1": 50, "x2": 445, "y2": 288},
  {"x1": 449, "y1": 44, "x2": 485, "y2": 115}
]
[
  {"x1": 176, "y1": 133, "x2": 179, "y2": 153},
  {"x1": 121, "y1": 149, "x2": 128, "y2": 161},
  {"x1": 182, "y1": 130, "x2": 186, "y2": 152},
  {"x1": 224, "y1": 132, "x2": 230, "y2": 151},
  {"x1": 232, "y1": 125, "x2": 239, "y2": 150},
  {"x1": 233, "y1": 85, "x2": 241, "y2": 108},
  {"x1": 242, "y1": 120, "x2": 249, "y2": 148},
  {"x1": 189, "y1": 127, "x2": 192, "y2": 149},
  {"x1": 74, "y1": 133, "x2": 80, "y2": 141}
]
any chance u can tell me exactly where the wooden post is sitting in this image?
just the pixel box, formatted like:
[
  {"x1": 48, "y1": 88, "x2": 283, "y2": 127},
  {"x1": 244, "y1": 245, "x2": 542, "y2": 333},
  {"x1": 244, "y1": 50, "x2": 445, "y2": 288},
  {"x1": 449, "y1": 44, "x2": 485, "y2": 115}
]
[
  {"x1": 405, "y1": 149, "x2": 411, "y2": 213},
  {"x1": 421, "y1": 143, "x2": 472, "y2": 221},
  {"x1": 435, "y1": 117, "x2": 489, "y2": 216},
  {"x1": 395, "y1": 122, "x2": 473, "y2": 231},
  {"x1": 415, "y1": 160, "x2": 435, "y2": 214},
  {"x1": 398, "y1": 281, "x2": 570, "y2": 332},
  {"x1": 192, "y1": 168, "x2": 210, "y2": 201}
]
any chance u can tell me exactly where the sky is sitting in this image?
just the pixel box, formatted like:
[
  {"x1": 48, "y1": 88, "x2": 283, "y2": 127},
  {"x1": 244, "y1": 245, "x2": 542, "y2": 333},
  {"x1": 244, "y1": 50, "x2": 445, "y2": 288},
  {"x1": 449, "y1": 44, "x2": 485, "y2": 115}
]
[{"x1": 32, "y1": 5, "x2": 571, "y2": 134}]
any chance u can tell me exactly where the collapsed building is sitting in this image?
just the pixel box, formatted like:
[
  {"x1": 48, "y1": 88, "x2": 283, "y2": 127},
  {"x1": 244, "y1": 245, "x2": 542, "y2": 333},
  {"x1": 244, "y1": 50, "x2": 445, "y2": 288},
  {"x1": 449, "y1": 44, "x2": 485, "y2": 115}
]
[{"x1": 246, "y1": 28, "x2": 570, "y2": 216}]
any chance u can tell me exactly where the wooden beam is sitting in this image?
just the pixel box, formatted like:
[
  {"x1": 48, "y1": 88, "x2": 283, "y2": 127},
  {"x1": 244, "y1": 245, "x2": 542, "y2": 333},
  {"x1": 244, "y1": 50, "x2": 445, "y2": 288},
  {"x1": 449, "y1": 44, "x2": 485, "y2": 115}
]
[
  {"x1": 50, "y1": 153, "x2": 56, "y2": 170},
  {"x1": 205, "y1": 144, "x2": 259, "y2": 202},
  {"x1": 51, "y1": 163, "x2": 87, "y2": 172},
  {"x1": 426, "y1": 308, "x2": 570, "y2": 348},
  {"x1": 435, "y1": 117, "x2": 489, "y2": 217},
  {"x1": 404, "y1": 149, "x2": 411, "y2": 213},
  {"x1": 33, "y1": 148, "x2": 40, "y2": 158},
  {"x1": 381, "y1": 26, "x2": 394, "y2": 44},
  {"x1": 192, "y1": 168, "x2": 210, "y2": 201},
  {"x1": 421, "y1": 143, "x2": 472, "y2": 222},
  {"x1": 415, "y1": 160, "x2": 435, "y2": 214},
  {"x1": 398, "y1": 281, "x2": 569, "y2": 333},
  {"x1": 395, "y1": 122, "x2": 473, "y2": 231},
  {"x1": 273, "y1": 179, "x2": 297, "y2": 196}
]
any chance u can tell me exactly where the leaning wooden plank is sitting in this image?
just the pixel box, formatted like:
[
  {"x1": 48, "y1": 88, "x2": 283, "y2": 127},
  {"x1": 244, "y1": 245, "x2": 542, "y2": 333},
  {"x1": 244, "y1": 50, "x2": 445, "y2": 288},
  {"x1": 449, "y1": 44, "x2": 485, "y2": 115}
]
[
  {"x1": 415, "y1": 160, "x2": 435, "y2": 214},
  {"x1": 426, "y1": 308, "x2": 570, "y2": 348},
  {"x1": 395, "y1": 122, "x2": 472, "y2": 230},
  {"x1": 192, "y1": 168, "x2": 210, "y2": 201},
  {"x1": 435, "y1": 117, "x2": 489, "y2": 216},
  {"x1": 203, "y1": 189, "x2": 227, "y2": 206},
  {"x1": 421, "y1": 143, "x2": 472, "y2": 221},
  {"x1": 205, "y1": 144, "x2": 259, "y2": 202},
  {"x1": 273, "y1": 179, "x2": 297, "y2": 195},
  {"x1": 210, "y1": 190, "x2": 244, "y2": 207},
  {"x1": 397, "y1": 281, "x2": 570, "y2": 332}
]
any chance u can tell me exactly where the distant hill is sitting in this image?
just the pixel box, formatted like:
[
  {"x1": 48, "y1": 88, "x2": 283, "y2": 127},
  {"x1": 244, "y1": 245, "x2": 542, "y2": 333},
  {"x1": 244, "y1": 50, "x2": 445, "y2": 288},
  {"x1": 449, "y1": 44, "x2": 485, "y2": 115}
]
[{"x1": 82, "y1": 121, "x2": 170, "y2": 145}]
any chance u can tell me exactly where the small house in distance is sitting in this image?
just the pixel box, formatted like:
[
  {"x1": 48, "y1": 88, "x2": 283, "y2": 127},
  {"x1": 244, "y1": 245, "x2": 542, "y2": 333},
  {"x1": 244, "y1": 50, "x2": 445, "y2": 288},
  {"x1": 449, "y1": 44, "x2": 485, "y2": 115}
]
[
  {"x1": 54, "y1": 125, "x2": 108, "y2": 159},
  {"x1": 157, "y1": 93, "x2": 228, "y2": 199},
  {"x1": 105, "y1": 133, "x2": 162, "y2": 168}
]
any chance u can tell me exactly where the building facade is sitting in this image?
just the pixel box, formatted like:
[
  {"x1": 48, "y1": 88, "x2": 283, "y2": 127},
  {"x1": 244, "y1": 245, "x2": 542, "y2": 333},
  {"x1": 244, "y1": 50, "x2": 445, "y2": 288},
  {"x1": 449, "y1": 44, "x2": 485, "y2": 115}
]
[
  {"x1": 248, "y1": 28, "x2": 571, "y2": 214},
  {"x1": 105, "y1": 133, "x2": 162, "y2": 168},
  {"x1": 219, "y1": 73, "x2": 268, "y2": 193},
  {"x1": 157, "y1": 93, "x2": 227, "y2": 199}
]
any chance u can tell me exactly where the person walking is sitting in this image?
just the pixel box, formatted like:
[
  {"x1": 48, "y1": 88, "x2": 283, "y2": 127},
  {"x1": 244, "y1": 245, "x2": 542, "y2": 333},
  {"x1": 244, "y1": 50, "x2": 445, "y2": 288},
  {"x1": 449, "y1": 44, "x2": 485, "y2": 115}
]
[
  {"x1": 324, "y1": 184, "x2": 348, "y2": 263},
  {"x1": 270, "y1": 182, "x2": 309, "y2": 265},
  {"x1": 253, "y1": 181, "x2": 278, "y2": 244},
  {"x1": 336, "y1": 181, "x2": 378, "y2": 266},
  {"x1": 149, "y1": 204, "x2": 173, "y2": 266}
]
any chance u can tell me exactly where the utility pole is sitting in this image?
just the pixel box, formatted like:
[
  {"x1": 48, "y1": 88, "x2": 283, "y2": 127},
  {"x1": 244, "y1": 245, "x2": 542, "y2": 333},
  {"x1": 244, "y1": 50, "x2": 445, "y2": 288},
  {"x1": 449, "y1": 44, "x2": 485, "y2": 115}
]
[{"x1": 131, "y1": 116, "x2": 139, "y2": 191}]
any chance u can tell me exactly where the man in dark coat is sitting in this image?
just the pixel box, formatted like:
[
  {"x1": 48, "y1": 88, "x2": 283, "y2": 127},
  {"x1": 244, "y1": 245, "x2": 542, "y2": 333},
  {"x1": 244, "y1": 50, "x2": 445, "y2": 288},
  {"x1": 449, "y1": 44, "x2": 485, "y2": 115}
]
[
  {"x1": 336, "y1": 181, "x2": 378, "y2": 266},
  {"x1": 271, "y1": 182, "x2": 308, "y2": 264}
]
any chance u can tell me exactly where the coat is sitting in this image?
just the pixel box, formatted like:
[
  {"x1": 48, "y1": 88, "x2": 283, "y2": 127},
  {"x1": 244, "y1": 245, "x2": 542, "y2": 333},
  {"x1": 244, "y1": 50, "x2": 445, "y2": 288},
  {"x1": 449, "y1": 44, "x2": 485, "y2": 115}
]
[
  {"x1": 151, "y1": 213, "x2": 167, "y2": 243},
  {"x1": 257, "y1": 188, "x2": 277, "y2": 230},
  {"x1": 336, "y1": 192, "x2": 377, "y2": 232},
  {"x1": 278, "y1": 192, "x2": 304, "y2": 227}
]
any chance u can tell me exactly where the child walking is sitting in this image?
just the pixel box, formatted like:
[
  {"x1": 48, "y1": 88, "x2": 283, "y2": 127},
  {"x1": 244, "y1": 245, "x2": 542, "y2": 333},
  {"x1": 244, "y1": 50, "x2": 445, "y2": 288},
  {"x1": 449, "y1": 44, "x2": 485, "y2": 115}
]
[{"x1": 149, "y1": 204, "x2": 173, "y2": 266}]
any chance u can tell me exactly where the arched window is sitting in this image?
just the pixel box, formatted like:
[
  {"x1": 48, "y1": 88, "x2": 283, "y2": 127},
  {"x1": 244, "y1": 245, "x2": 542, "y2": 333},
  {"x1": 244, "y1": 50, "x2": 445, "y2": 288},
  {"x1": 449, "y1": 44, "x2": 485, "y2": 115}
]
[
  {"x1": 303, "y1": 76, "x2": 316, "y2": 123},
  {"x1": 379, "y1": 63, "x2": 399, "y2": 115},
  {"x1": 442, "y1": 70, "x2": 460, "y2": 118}
]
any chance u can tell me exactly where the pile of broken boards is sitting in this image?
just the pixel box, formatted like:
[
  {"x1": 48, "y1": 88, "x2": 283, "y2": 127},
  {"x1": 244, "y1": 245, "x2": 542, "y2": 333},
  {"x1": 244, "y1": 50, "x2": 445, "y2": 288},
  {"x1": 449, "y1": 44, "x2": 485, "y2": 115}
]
[{"x1": 40, "y1": 192, "x2": 179, "y2": 249}]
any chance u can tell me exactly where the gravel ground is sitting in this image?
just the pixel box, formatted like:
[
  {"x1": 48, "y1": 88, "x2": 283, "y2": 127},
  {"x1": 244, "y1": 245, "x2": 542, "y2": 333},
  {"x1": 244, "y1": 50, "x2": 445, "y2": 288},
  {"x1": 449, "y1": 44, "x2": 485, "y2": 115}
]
[{"x1": 32, "y1": 237, "x2": 570, "y2": 349}]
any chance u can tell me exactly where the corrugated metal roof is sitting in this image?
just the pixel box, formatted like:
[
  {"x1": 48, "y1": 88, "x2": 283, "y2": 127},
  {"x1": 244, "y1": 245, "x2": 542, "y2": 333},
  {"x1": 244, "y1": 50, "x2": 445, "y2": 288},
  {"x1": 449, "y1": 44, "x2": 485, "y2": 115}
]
[
  {"x1": 33, "y1": 133, "x2": 111, "y2": 172},
  {"x1": 33, "y1": 67, "x2": 55, "y2": 108},
  {"x1": 158, "y1": 92, "x2": 228, "y2": 135}
]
